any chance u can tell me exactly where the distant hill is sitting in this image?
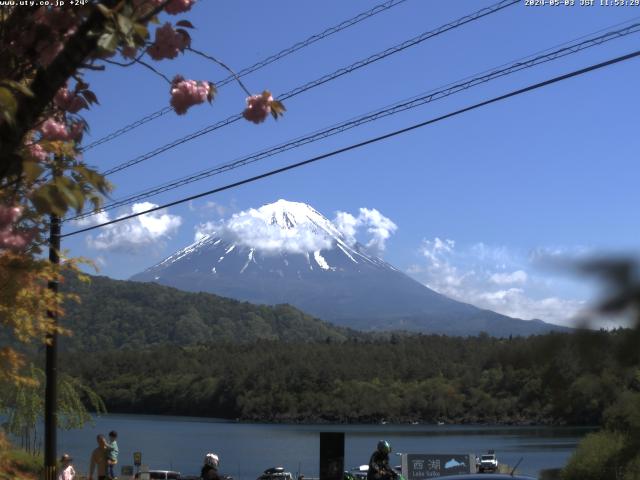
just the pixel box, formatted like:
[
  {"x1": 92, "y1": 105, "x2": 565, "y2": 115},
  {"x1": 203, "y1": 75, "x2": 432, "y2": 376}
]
[
  {"x1": 132, "y1": 199, "x2": 570, "y2": 337},
  {"x1": 58, "y1": 274, "x2": 351, "y2": 351}
]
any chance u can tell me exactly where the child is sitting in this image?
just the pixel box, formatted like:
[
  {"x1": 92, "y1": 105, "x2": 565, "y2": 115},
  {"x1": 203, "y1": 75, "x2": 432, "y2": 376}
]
[
  {"x1": 58, "y1": 453, "x2": 75, "y2": 480},
  {"x1": 106, "y1": 430, "x2": 119, "y2": 479}
]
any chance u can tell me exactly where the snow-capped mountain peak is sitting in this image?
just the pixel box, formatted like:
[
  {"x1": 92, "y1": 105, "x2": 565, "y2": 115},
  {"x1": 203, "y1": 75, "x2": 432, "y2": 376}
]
[
  {"x1": 131, "y1": 200, "x2": 567, "y2": 337},
  {"x1": 149, "y1": 200, "x2": 390, "y2": 277},
  {"x1": 244, "y1": 199, "x2": 346, "y2": 240}
]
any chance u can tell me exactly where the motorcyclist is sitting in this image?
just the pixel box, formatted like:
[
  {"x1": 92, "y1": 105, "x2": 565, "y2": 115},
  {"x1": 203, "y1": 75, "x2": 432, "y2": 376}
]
[
  {"x1": 201, "y1": 453, "x2": 222, "y2": 480},
  {"x1": 367, "y1": 441, "x2": 396, "y2": 480}
]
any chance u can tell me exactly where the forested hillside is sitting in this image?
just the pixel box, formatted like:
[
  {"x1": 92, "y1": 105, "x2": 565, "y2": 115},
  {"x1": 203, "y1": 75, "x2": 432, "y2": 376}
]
[
  {"x1": 61, "y1": 329, "x2": 639, "y2": 425},
  {"x1": 57, "y1": 275, "x2": 352, "y2": 350}
]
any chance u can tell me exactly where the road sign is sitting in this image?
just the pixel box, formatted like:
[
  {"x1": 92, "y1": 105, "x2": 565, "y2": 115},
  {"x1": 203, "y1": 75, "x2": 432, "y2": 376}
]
[
  {"x1": 133, "y1": 451, "x2": 142, "y2": 466},
  {"x1": 402, "y1": 453, "x2": 475, "y2": 478}
]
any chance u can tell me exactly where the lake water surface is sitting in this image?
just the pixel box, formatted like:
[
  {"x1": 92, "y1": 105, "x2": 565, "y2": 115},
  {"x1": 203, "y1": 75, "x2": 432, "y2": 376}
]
[{"x1": 56, "y1": 414, "x2": 593, "y2": 479}]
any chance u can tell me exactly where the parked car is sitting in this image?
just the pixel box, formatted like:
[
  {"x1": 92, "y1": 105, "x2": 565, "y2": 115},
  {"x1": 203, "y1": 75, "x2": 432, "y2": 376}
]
[
  {"x1": 478, "y1": 454, "x2": 499, "y2": 473},
  {"x1": 135, "y1": 470, "x2": 181, "y2": 479},
  {"x1": 438, "y1": 475, "x2": 535, "y2": 480},
  {"x1": 257, "y1": 466, "x2": 295, "y2": 480}
]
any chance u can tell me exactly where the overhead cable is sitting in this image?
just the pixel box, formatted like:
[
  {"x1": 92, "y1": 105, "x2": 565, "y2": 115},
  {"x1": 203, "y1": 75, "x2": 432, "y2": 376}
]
[
  {"x1": 79, "y1": 0, "x2": 411, "y2": 152},
  {"x1": 61, "y1": 48, "x2": 640, "y2": 238},
  {"x1": 67, "y1": 20, "x2": 640, "y2": 222},
  {"x1": 98, "y1": 0, "x2": 519, "y2": 176}
]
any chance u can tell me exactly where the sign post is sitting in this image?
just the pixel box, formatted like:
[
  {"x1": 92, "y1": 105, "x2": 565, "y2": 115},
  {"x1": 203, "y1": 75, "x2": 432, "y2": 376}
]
[
  {"x1": 134, "y1": 451, "x2": 142, "y2": 476},
  {"x1": 402, "y1": 453, "x2": 475, "y2": 478}
]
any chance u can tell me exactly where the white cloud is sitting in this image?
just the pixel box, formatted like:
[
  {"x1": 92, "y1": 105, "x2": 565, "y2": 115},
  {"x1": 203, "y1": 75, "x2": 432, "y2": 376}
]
[
  {"x1": 410, "y1": 237, "x2": 586, "y2": 325},
  {"x1": 86, "y1": 202, "x2": 182, "y2": 253},
  {"x1": 334, "y1": 211, "x2": 359, "y2": 245},
  {"x1": 194, "y1": 221, "x2": 217, "y2": 242},
  {"x1": 194, "y1": 210, "x2": 332, "y2": 254},
  {"x1": 193, "y1": 203, "x2": 398, "y2": 257},
  {"x1": 490, "y1": 270, "x2": 528, "y2": 285},
  {"x1": 71, "y1": 210, "x2": 110, "y2": 227},
  {"x1": 334, "y1": 207, "x2": 397, "y2": 255},
  {"x1": 472, "y1": 288, "x2": 584, "y2": 322}
]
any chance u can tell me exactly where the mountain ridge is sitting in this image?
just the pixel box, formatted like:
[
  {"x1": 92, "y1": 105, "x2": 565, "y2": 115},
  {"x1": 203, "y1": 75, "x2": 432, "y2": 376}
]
[
  {"x1": 55, "y1": 274, "x2": 353, "y2": 351},
  {"x1": 131, "y1": 200, "x2": 569, "y2": 336}
]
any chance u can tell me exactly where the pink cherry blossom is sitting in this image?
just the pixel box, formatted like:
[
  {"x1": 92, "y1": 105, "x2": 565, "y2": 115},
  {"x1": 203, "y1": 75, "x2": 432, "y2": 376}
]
[
  {"x1": 27, "y1": 143, "x2": 48, "y2": 162},
  {"x1": 33, "y1": 7, "x2": 77, "y2": 32},
  {"x1": 170, "y1": 76, "x2": 211, "y2": 115},
  {"x1": 147, "y1": 23, "x2": 190, "y2": 61},
  {"x1": 39, "y1": 118, "x2": 84, "y2": 142},
  {"x1": 164, "y1": 0, "x2": 196, "y2": 14},
  {"x1": 0, "y1": 205, "x2": 21, "y2": 227},
  {"x1": 54, "y1": 86, "x2": 88, "y2": 113},
  {"x1": 40, "y1": 118, "x2": 69, "y2": 141},
  {"x1": 243, "y1": 92, "x2": 274, "y2": 124},
  {"x1": 0, "y1": 205, "x2": 32, "y2": 251}
]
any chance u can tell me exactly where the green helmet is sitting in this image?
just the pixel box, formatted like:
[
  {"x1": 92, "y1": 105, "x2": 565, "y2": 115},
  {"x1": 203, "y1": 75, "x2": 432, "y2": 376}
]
[{"x1": 377, "y1": 440, "x2": 391, "y2": 454}]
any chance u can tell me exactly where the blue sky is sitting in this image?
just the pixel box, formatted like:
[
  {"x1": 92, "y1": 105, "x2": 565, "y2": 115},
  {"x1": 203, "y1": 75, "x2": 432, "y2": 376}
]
[{"x1": 65, "y1": 0, "x2": 640, "y2": 326}]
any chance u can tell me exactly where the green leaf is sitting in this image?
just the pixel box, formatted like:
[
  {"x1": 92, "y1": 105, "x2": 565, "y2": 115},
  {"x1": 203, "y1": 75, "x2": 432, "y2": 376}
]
[
  {"x1": 0, "y1": 80, "x2": 33, "y2": 98},
  {"x1": 133, "y1": 23, "x2": 149, "y2": 41},
  {"x1": 48, "y1": 186, "x2": 71, "y2": 217},
  {"x1": 96, "y1": 3, "x2": 113, "y2": 18},
  {"x1": 117, "y1": 13, "x2": 134, "y2": 35},
  {"x1": 55, "y1": 177, "x2": 84, "y2": 212},
  {"x1": 0, "y1": 86, "x2": 18, "y2": 120},
  {"x1": 31, "y1": 184, "x2": 67, "y2": 216},
  {"x1": 23, "y1": 161, "x2": 45, "y2": 183},
  {"x1": 270, "y1": 100, "x2": 286, "y2": 120},
  {"x1": 207, "y1": 82, "x2": 216, "y2": 103},
  {"x1": 97, "y1": 32, "x2": 118, "y2": 54},
  {"x1": 30, "y1": 191, "x2": 51, "y2": 215}
]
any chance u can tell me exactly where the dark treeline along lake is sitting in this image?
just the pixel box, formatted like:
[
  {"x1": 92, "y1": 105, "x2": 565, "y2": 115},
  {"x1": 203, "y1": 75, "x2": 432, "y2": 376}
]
[{"x1": 60, "y1": 329, "x2": 639, "y2": 425}]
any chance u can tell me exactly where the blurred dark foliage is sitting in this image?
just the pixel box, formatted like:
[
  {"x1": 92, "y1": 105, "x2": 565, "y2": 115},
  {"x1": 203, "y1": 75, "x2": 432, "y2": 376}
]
[
  {"x1": 562, "y1": 258, "x2": 640, "y2": 480},
  {"x1": 578, "y1": 257, "x2": 640, "y2": 367}
]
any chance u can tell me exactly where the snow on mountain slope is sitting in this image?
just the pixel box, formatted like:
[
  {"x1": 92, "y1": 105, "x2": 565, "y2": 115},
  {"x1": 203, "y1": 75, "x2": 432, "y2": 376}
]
[{"x1": 131, "y1": 200, "x2": 568, "y2": 336}]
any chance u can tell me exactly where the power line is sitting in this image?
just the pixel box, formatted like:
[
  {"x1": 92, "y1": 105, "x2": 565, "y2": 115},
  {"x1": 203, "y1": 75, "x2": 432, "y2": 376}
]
[
  {"x1": 61, "y1": 48, "x2": 640, "y2": 238},
  {"x1": 99, "y1": 0, "x2": 519, "y2": 177},
  {"x1": 79, "y1": 0, "x2": 410, "y2": 152},
  {"x1": 67, "y1": 20, "x2": 640, "y2": 223}
]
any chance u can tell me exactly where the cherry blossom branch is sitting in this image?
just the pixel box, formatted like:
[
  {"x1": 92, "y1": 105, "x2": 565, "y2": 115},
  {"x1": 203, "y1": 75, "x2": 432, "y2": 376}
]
[
  {"x1": 79, "y1": 63, "x2": 106, "y2": 71},
  {"x1": 139, "y1": 0, "x2": 172, "y2": 23},
  {"x1": 106, "y1": 47, "x2": 149, "y2": 68},
  {"x1": 187, "y1": 47, "x2": 251, "y2": 96},
  {"x1": 0, "y1": 1, "x2": 120, "y2": 175},
  {"x1": 104, "y1": 57, "x2": 171, "y2": 83}
]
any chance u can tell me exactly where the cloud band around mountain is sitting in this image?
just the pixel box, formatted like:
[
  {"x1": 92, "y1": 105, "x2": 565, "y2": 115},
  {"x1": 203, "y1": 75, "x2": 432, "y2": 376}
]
[{"x1": 194, "y1": 202, "x2": 398, "y2": 256}]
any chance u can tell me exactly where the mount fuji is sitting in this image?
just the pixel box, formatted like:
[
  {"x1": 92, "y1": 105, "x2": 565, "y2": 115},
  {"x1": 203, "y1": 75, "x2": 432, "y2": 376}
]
[{"x1": 131, "y1": 200, "x2": 566, "y2": 336}]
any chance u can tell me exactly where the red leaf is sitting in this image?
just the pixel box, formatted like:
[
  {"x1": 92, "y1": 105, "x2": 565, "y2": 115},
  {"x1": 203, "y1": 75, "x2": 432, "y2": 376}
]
[
  {"x1": 81, "y1": 90, "x2": 100, "y2": 105},
  {"x1": 176, "y1": 20, "x2": 194, "y2": 29}
]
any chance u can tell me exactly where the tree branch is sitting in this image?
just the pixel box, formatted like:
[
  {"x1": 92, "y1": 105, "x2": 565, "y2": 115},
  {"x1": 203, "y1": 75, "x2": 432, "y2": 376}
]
[
  {"x1": 104, "y1": 57, "x2": 171, "y2": 83},
  {"x1": 0, "y1": 2, "x2": 119, "y2": 179},
  {"x1": 187, "y1": 47, "x2": 251, "y2": 96}
]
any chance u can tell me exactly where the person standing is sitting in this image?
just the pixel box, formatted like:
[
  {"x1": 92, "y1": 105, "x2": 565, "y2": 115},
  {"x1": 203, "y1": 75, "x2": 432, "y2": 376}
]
[
  {"x1": 201, "y1": 453, "x2": 221, "y2": 480},
  {"x1": 88, "y1": 434, "x2": 109, "y2": 480},
  {"x1": 58, "y1": 453, "x2": 75, "y2": 480},
  {"x1": 107, "y1": 430, "x2": 119, "y2": 479}
]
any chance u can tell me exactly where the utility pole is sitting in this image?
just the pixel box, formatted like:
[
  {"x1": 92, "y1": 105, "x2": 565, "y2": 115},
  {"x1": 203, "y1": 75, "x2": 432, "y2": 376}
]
[{"x1": 44, "y1": 162, "x2": 61, "y2": 480}]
